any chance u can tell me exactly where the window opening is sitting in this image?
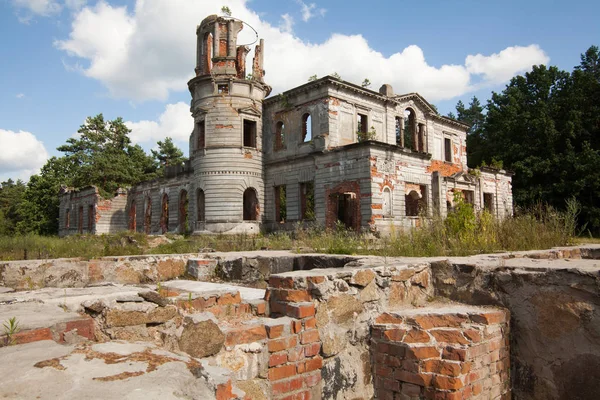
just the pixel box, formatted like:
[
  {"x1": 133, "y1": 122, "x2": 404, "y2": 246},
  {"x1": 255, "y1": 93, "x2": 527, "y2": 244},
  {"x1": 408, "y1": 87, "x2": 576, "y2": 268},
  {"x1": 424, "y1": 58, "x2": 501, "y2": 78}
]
[
  {"x1": 444, "y1": 138, "x2": 452, "y2": 162},
  {"x1": 179, "y1": 190, "x2": 188, "y2": 234},
  {"x1": 383, "y1": 188, "x2": 392, "y2": 216},
  {"x1": 144, "y1": 197, "x2": 152, "y2": 234},
  {"x1": 395, "y1": 116, "x2": 402, "y2": 146},
  {"x1": 128, "y1": 200, "x2": 136, "y2": 231},
  {"x1": 78, "y1": 206, "x2": 83, "y2": 234},
  {"x1": 218, "y1": 84, "x2": 229, "y2": 94},
  {"x1": 274, "y1": 185, "x2": 287, "y2": 223},
  {"x1": 243, "y1": 119, "x2": 257, "y2": 148},
  {"x1": 404, "y1": 109, "x2": 416, "y2": 150},
  {"x1": 483, "y1": 193, "x2": 494, "y2": 213},
  {"x1": 302, "y1": 114, "x2": 312, "y2": 142},
  {"x1": 275, "y1": 121, "x2": 285, "y2": 151},
  {"x1": 197, "y1": 189, "x2": 205, "y2": 222},
  {"x1": 243, "y1": 188, "x2": 259, "y2": 221},
  {"x1": 301, "y1": 182, "x2": 315, "y2": 220},
  {"x1": 88, "y1": 205, "x2": 94, "y2": 233},
  {"x1": 160, "y1": 194, "x2": 169, "y2": 234},
  {"x1": 197, "y1": 120, "x2": 205, "y2": 150}
]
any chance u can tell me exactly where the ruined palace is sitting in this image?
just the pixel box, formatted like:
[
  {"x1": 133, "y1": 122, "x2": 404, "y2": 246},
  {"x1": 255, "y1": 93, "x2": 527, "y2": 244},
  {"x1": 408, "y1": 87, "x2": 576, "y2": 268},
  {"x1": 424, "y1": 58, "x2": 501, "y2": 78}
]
[{"x1": 58, "y1": 14, "x2": 513, "y2": 237}]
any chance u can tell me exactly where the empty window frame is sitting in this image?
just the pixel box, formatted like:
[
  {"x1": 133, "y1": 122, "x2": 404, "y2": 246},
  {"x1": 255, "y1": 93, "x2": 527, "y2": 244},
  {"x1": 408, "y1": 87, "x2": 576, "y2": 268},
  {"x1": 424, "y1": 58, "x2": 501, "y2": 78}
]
[
  {"x1": 483, "y1": 193, "x2": 494, "y2": 213},
  {"x1": 65, "y1": 209, "x2": 70, "y2": 229},
  {"x1": 404, "y1": 109, "x2": 416, "y2": 150},
  {"x1": 196, "y1": 189, "x2": 205, "y2": 222},
  {"x1": 301, "y1": 181, "x2": 315, "y2": 220},
  {"x1": 395, "y1": 116, "x2": 402, "y2": 146},
  {"x1": 463, "y1": 190, "x2": 475, "y2": 205},
  {"x1": 88, "y1": 205, "x2": 94, "y2": 233},
  {"x1": 274, "y1": 185, "x2": 287, "y2": 223},
  {"x1": 217, "y1": 84, "x2": 229, "y2": 94},
  {"x1": 78, "y1": 206, "x2": 84, "y2": 234},
  {"x1": 405, "y1": 185, "x2": 427, "y2": 216},
  {"x1": 243, "y1": 188, "x2": 259, "y2": 221},
  {"x1": 302, "y1": 113, "x2": 312, "y2": 142},
  {"x1": 275, "y1": 121, "x2": 285, "y2": 151},
  {"x1": 357, "y1": 113, "x2": 368, "y2": 134},
  {"x1": 444, "y1": 138, "x2": 452, "y2": 162},
  {"x1": 243, "y1": 119, "x2": 257, "y2": 148},
  {"x1": 197, "y1": 120, "x2": 205, "y2": 150}
]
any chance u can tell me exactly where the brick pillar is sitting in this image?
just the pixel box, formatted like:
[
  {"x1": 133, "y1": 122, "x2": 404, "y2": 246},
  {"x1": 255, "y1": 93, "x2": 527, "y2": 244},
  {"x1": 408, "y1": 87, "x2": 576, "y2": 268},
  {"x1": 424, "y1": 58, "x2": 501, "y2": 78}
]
[
  {"x1": 265, "y1": 276, "x2": 323, "y2": 399},
  {"x1": 371, "y1": 307, "x2": 510, "y2": 399}
]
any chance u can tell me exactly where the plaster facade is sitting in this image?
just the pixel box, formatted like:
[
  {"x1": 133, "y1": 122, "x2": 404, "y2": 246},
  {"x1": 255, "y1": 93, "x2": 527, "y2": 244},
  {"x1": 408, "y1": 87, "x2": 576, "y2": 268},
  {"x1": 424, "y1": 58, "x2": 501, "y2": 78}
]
[{"x1": 58, "y1": 14, "x2": 513, "y2": 237}]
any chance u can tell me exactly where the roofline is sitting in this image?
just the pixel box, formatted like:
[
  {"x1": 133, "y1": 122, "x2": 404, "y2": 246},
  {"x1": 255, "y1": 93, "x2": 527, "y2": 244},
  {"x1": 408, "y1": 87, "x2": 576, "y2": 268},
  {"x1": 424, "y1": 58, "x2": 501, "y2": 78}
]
[{"x1": 263, "y1": 76, "x2": 470, "y2": 130}]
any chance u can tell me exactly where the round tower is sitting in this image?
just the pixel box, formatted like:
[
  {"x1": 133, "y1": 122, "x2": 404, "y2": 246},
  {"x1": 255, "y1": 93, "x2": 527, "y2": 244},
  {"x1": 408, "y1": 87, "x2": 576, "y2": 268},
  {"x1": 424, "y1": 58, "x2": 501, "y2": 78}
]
[{"x1": 188, "y1": 15, "x2": 271, "y2": 234}]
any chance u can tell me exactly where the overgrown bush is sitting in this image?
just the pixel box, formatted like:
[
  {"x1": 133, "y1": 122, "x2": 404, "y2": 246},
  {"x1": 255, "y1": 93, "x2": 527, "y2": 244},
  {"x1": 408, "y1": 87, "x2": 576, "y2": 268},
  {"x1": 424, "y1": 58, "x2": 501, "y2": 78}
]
[{"x1": 0, "y1": 199, "x2": 579, "y2": 261}]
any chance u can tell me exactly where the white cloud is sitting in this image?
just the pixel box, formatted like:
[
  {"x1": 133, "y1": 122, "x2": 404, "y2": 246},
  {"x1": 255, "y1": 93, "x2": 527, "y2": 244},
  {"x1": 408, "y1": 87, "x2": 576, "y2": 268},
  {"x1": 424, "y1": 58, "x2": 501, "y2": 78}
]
[
  {"x1": 0, "y1": 129, "x2": 49, "y2": 182},
  {"x1": 279, "y1": 13, "x2": 294, "y2": 34},
  {"x1": 11, "y1": 0, "x2": 62, "y2": 16},
  {"x1": 125, "y1": 102, "x2": 192, "y2": 145},
  {"x1": 465, "y1": 45, "x2": 550, "y2": 85},
  {"x1": 55, "y1": 0, "x2": 549, "y2": 102},
  {"x1": 16, "y1": 93, "x2": 25, "y2": 99},
  {"x1": 295, "y1": 0, "x2": 325, "y2": 22}
]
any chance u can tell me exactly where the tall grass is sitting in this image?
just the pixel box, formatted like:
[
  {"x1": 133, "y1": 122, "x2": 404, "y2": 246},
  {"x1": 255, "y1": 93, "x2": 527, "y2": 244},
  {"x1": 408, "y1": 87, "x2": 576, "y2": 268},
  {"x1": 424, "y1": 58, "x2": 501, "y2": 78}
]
[{"x1": 0, "y1": 200, "x2": 579, "y2": 261}]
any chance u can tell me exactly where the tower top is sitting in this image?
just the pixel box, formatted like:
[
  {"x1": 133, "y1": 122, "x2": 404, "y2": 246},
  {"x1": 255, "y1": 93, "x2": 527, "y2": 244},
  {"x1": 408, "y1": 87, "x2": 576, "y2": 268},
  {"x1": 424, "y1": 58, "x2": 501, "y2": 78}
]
[{"x1": 195, "y1": 15, "x2": 266, "y2": 83}]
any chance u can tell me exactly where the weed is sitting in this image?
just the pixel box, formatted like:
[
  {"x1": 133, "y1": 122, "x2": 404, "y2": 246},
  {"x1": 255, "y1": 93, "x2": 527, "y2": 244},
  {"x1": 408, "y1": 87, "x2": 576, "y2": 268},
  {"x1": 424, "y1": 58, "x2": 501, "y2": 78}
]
[{"x1": 2, "y1": 317, "x2": 20, "y2": 346}]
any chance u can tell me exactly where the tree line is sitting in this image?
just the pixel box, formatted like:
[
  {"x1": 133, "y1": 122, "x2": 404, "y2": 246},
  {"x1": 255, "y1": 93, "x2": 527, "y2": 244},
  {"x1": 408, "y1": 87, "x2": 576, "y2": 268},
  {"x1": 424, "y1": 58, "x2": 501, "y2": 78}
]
[
  {"x1": 448, "y1": 45, "x2": 600, "y2": 234},
  {"x1": 0, "y1": 114, "x2": 186, "y2": 235}
]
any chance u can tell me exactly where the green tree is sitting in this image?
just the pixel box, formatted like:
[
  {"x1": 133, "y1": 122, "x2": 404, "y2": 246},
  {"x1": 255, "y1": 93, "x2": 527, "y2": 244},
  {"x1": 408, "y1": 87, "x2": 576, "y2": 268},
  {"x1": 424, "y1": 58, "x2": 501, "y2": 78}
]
[
  {"x1": 0, "y1": 179, "x2": 26, "y2": 235},
  {"x1": 57, "y1": 114, "x2": 156, "y2": 197},
  {"x1": 454, "y1": 97, "x2": 485, "y2": 167},
  {"x1": 151, "y1": 137, "x2": 186, "y2": 173},
  {"x1": 17, "y1": 157, "x2": 76, "y2": 235}
]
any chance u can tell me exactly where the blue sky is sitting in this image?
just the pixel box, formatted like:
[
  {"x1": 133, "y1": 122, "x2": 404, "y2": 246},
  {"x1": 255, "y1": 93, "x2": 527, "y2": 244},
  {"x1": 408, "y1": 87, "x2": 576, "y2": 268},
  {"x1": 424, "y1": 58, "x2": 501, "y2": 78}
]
[{"x1": 1, "y1": 0, "x2": 598, "y2": 182}]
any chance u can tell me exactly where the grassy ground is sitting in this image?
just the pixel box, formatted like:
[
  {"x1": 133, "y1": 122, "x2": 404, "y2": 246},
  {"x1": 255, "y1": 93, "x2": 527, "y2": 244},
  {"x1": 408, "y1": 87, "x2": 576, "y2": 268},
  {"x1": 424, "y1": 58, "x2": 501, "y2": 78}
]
[{"x1": 0, "y1": 201, "x2": 580, "y2": 261}]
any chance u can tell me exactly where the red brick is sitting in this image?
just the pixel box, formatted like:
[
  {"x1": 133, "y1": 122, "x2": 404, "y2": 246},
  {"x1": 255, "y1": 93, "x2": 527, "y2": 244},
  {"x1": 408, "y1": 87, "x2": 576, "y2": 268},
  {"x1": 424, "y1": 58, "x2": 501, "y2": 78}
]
[
  {"x1": 429, "y1": 329, "x2": 469, "y2": 345},
  {"x1": 14, "y1": 328, "x2": 52, "y2": 345},
  {"x1": 286, "y1": 303, "x2": 315, "y2": 319},
  {"x1": 469, "y1": 311, "x2": 507, "y2": 325},
  {"x1": 383, "y1": 378, "x2": 400, "y2": 392},
  {"x1": 442, "y1": 346, "x2": 466, "y2": 362},
  {"x1": 272, "y1": 376, "x2": 303, "y2": 395},
  {"x1": 421, "y1": 360, "x2": 462, "y2": 377},
  {"x1": 283, "y1": 289, "x2": 312, "y2": 303},
  {"x1": 269, "y1": 364, "x2": 297, "y2": 381},
  {"x1": 472, "y1": 381, "x2": 483, "y2": 395},
  {"x1": 297, "y1": 361, "x2": 306, "y2": 374},
  {"x1": 288, "y1": 347, "x2": 305, "y2": 362},
  {"x1": 304, "y1": 317, "x2": 317, "y2": 330},
  {"x1": 292, "y1": 320, "x2": 303, "y2": 334},
  {"x1": 376, "y1": 342, "x2": 390, "y2": 354},
  {"x1": 405, "y1": 346, "x2": 440, "y2": 360},
  {"x1": 393, "y1": 370, "x2": 433, "y2": 386},
  {"x1": 383, "y1": 328, "x2": 406, "y2": 342},
  {"x1": 64, "y1": 318, "x2": 95, "y2": 341},
  {"x1": 307, "y1": 276, "x2": 325, "y2": 284},
  {"x1": 389, "y1": 343, "x2": 407, "y2": 357},
  {"x1": 225, "y1": 325, "x2": 267, "y2": 346},
  {"x1": 269, "y1": 336, "x2": 298, "y2": 352},
  {"x1": 433, "y1": 375, "x2": 464, "y2": 390},
  {"x1": 278, "y1": 390, "x2": 311, "y2": 400},
  {"x1": 401, "y1": 383, "x2": 421, "y2": 396},
  {"x1": 301, "y1": 329, "x2": 320, "y2": 344},
  {"x1": 376, "y1": 365, "x2": 393, "y2": 377},
  {"x1": 254, "y1": 301, "x2": 267, "y2": 315},
  {"x1": 375, "y1": 313, "x2": 404, "y2": 324},
  {"x1": 217, "y1": 292, "x2": 241, "y2": 305},
  {"x1": 269, "y1": 276, "x2": 296, "y2": 289},
  {"x1": 304, "y1": 370, "x2": 321, "y2": 387},
  {"x1": 266, "y1": 324, "x2": 285, "y2": 339},
  {"x1": 411, "y1": 314, "x2": 468, "y2": 330},
  {"x1": 404, "y1": 328, "x2": 431, "y2": 344},
  {"x1": 402, "y1": 360, "x2": 420, "y2": 373},
  {"x1": 304, "y1": 342, "x2": 321, "y2": 357},
  {"x1": 463, "y1": 328, "x2": 483, "y2": 343},
  {"x1": 269, "y1": 353, "x2": 288, "y2": 367},
  {"x1": 304, "y1": 356, "x2": 323, "y2": 372}
]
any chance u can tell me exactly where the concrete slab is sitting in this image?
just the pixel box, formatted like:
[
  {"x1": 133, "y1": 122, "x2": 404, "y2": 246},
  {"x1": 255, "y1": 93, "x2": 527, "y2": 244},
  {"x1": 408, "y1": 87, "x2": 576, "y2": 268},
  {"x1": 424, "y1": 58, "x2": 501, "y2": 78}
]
[
  {"x1": 0, "y1": 340, "x2": 215, "y2": 400},
  {"x1": 164, "y1": 280, "x2": 265, "y2": 302}
]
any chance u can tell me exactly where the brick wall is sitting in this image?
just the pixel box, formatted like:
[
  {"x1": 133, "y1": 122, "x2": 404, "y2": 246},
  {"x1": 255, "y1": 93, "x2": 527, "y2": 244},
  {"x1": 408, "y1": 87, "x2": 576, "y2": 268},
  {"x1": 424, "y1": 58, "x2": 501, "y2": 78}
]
[{"x1": 371, "y1": 307, "x2": 510, "y2": 400}]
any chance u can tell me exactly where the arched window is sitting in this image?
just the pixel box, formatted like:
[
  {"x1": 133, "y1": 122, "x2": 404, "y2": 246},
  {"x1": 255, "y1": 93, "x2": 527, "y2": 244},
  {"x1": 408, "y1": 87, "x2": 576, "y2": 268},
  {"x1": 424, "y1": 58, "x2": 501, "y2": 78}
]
[
  {"x1": 203, "y1": 32, "x2": 213, "y2": 74},
  {"x1": 160, "y1": 193, "x2": 169, "y2": 234},
  {"x1": 128, "y1": 200, "x2": 136, "y2": 231},
  {"x1": 197, "y1": 189, "x2": 205, "y2": 222},
  {"x1": 144, "y1": 196, "x2": 152, "y2": 234},
  {"x1": 275, "y1": 121, "x2": 285, "y2": 151},
  {"x1": 405, "y1": 190, "x2": 420, "y2": 217},
  {"x1": 243, "y1": 188, "x2": 259, "y2": 221},
  {"x1": 302, "y1": 113, "x2": 312, "y2": 142},
  {"x1": 404, "y1": 108, "x2": 417, "y2": 151},
  {"x1": 395, "y1": 116, "x2": 402, "y2": 146},
  {"x1": 383, "y1": 187, "x2": 392, "y2": 217},
  {"x1": 179, "y1": 190, "x2": 188, "y2": 234}
]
